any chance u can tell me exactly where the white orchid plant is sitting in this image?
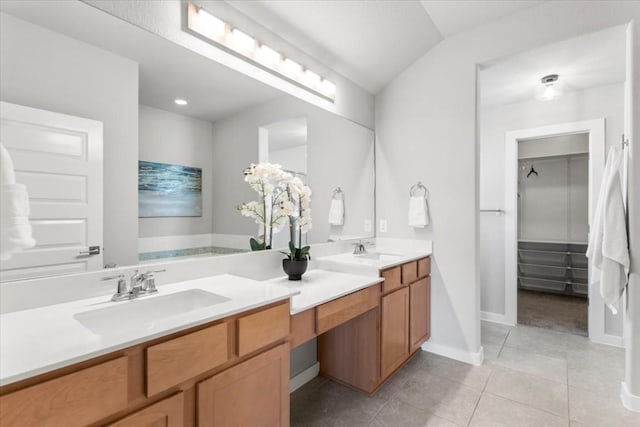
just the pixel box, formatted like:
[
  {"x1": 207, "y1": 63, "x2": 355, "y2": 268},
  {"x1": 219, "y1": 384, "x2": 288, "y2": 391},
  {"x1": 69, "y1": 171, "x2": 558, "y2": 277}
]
[{"x1": 237, "y1": 163, "x2": 312, "y2": 257}]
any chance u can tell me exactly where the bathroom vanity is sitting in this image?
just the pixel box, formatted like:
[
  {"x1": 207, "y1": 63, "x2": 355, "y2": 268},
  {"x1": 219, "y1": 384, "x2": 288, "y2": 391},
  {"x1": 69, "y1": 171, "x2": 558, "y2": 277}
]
[{"x1": 0, "y1": 245, "x2": 432, "y2": 427}]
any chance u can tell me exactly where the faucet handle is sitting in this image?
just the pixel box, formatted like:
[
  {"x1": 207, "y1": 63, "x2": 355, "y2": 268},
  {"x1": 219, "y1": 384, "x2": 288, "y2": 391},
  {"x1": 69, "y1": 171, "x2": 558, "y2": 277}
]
[
  {"x1": 103, "y1": 274, "x2": 128, "y2": 301},
  {"x1": 141, "y1": 269, "x2": 165, "y2": 292}
]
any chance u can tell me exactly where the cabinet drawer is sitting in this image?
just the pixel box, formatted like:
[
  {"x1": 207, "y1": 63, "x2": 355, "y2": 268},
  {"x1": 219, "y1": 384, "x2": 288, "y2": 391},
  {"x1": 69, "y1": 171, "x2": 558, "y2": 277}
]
[
  {"x1": 316, "y1": 285, "x2": 380, "y2": 334},
  {"x1": 0, "y1": 357, "x2": 128, "y2": 427},
  {"x1": 146, "y1": 323, "x2": 228, "y2": 397},
  {"x1": 237, "y1": 302, "x2": 290, "y2": 357},
  {"x1": 291, "y1": 308, "x2": 316, "y2": 349},
  {"x1": 381, "y1": 266, "x2": 401, "y2": 294},
  {"x1": 109, "y1": 392, "x2": 184, "y2": 427},
  {"x1": 418, "y1": 257, "x2": 431, "y2": 278},
  {"x1": 401, "y1": 261, "x2": 418, "y2": 285}
]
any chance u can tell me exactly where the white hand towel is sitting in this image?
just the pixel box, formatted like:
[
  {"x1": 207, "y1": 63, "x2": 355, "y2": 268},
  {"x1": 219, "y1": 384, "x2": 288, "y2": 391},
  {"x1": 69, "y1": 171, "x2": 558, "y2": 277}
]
[
  {"x1": 408, "y1": 196, "x2": 429, "y2": 228},
  {"x1": 328, "y1": 199, "x2": 344, "y2": 226},
  {"x1": 586, "y1": 147, "x2": 629, "y2": 314},
  {"x1": 0, "y1": 143, "x2": 36, "y2": 260}
]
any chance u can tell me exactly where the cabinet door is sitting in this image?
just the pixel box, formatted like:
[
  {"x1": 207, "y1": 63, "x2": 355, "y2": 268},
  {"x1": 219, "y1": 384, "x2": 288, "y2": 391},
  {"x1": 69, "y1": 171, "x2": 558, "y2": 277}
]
[
  {"x1": 197, "y1": 343, "x2": 289, "y2": 427},
  {"x1": 410, "y1": 277, "x2": 431, "y2": 352},
  {"x1": 109, "y1": 393, "x2": 184, "y2": 427},
  {"x1": 381, "y1": 287, "x2": 409, "y2": 379}
]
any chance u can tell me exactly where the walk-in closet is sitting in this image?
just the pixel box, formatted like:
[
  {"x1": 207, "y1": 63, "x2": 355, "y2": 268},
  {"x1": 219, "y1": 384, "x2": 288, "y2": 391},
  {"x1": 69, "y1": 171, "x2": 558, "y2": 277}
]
[{"x1": 517, "y1": 133, "x2": 589, "y2": 335}]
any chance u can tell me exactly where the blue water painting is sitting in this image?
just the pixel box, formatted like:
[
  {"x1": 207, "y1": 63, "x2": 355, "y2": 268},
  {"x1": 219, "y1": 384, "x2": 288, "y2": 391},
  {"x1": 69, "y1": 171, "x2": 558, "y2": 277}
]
[{"x1": 138, "y1": 161, "x2": 202, "y2": 217}]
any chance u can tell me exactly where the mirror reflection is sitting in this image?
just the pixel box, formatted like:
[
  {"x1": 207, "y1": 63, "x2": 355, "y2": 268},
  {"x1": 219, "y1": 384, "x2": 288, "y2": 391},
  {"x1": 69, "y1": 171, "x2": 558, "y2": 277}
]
[{"x1": 0, "y1": 1, "x2": 374, "y2": 282}]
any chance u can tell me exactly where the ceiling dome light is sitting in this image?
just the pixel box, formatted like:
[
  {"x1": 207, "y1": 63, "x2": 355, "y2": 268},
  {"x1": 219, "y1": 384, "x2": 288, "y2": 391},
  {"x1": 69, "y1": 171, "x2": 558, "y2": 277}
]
[
  {"x1": 174, "y1": 99, "x2": 188, "y2": 106},
  {"x1": 535, "y1": 74, "x2": 563, "y2": 101}
]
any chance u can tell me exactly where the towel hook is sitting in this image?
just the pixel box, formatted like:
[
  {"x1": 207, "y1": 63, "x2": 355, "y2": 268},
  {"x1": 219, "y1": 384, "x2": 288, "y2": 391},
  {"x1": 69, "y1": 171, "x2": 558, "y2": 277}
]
[
  {"x1": 332, "y1": 187, "x2": 344, "y2": 200},
  {"x1": 409, "y1": 181, "x2": 429, "y2": 199}
]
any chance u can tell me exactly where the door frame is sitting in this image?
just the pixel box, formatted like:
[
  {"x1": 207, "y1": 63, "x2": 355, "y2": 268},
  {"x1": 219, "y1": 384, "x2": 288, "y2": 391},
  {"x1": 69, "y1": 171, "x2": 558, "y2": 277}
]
[{"x1": 503, "y1": 118, "x2": 619, "y2": 345}]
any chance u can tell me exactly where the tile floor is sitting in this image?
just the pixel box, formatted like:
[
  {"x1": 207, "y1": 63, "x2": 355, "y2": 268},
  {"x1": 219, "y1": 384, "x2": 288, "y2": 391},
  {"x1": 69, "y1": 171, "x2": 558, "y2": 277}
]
[{"x1": 290, "y1": 321, "x2": 640, "y2": 426}]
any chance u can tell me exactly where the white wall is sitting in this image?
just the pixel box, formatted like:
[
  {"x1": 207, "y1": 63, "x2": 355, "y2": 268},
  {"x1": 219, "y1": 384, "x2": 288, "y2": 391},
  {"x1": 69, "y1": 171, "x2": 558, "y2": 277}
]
[
  {"x1": 83, "y1": 0, "x2": 375, "y2": 129},
  {"x1": 269, "y1": 145, "x2": 307, "y2": 175},
  {"x1": 210, "y1": 96, "x2": 374, "y2": 247},
  {"x1": 0, "y1": 12, "x2": 139, "y2": 268},
  {"x1": 479, "y1": 84, "x2": 624, "y2": 336},
  {"x1": 375, "y1": 2, "x2": 640, "y2": 362},
  {"x1": 138, "y1": 105, "x2": 214, "y2": 239},
  {"x1": 518, "y1": 155, "x2": 588, "y2": 243}
]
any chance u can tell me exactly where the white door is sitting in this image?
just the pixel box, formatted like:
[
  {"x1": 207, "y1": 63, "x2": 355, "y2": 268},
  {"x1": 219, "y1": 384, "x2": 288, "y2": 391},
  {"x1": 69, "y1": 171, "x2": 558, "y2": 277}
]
[{"x1": 0, "y1": 101, "x2": 103, "y2": 281}]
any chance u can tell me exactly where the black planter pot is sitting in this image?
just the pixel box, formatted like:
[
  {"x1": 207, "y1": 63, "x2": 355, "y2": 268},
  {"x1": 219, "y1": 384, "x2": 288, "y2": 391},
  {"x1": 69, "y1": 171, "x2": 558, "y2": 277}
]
[{"x1": 282, "y1": 259, "x2": 308, "y2": 281}]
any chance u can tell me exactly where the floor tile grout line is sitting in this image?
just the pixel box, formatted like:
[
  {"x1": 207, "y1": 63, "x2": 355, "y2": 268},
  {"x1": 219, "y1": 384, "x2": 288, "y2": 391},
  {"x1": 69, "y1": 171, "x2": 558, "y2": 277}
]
[
  {"x1": 491, "y1": 362, "x2": 569, "y2": 387},
  {"x1": 465, "y1": 362, "x2": 493, "y2": 427},
  {"x1": 482, "y1": 390, "x2": 569, "y2": 420}
]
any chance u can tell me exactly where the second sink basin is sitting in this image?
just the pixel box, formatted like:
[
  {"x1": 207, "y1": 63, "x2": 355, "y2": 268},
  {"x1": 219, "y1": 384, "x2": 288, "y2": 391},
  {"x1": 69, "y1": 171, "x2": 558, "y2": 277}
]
[{"x1": 74, "y1": 289, "x2": 230, "y2": 335}]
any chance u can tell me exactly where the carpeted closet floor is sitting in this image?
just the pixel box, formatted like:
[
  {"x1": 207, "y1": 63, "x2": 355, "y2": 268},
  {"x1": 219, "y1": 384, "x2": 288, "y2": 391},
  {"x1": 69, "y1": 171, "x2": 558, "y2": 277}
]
[{"x1": 517, "y1": 289, "x2": 588, "y2": 336}]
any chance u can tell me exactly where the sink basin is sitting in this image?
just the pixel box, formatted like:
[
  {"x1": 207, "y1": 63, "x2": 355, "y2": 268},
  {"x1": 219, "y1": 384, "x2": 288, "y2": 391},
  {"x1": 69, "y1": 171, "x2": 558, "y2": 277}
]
[
  {"x1": 354, "y1": 252, "x2": 403, "y2": 261},
  {"x1": 316, "y1": 251, "x2": 406, "y2": 276},
  {"x1": 74, "y1": 289, "x2": 230, "y2": 335}
]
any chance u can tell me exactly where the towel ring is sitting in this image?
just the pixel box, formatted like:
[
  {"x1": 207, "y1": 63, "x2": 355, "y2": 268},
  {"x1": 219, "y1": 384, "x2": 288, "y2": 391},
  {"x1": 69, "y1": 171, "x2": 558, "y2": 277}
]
[
  {"x1": 332, "y1": 187, "x2": 344, "y2": 200},
  {"x1": 409, "y1": 182, "x2": 429, "y2": 198}
]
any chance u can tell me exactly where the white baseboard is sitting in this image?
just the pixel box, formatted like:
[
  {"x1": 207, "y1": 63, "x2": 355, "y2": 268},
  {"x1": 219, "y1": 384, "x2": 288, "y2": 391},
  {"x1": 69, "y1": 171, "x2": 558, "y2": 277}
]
[
  {"x1": 591, "y1": 333, "x2": 625, "y2": 348},
  {"x1": 290, "y1": 362, "x2": 319, "y2": 393},
  {"x1": 421, "y1": 341, "x2": 484, "y2": 366},
  {"x1": 621, "y1": 381, "x2": 640, "y2": 412},
  {"x1": 480, "y1": 311, "x2": 514, "y2": 326}
]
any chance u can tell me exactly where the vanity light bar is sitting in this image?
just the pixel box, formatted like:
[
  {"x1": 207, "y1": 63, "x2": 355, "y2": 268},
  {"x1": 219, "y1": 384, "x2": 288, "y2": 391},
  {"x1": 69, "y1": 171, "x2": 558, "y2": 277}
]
[{"x1": 187, "y1": 3, "x2": 336, "y2": 101}]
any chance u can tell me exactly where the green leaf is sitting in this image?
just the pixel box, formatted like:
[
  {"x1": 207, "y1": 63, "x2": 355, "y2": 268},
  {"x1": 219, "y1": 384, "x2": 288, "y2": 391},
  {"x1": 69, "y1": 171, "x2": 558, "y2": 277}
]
[{"x1": 250, "y1": 237, "x2": 266, "y2": 251}]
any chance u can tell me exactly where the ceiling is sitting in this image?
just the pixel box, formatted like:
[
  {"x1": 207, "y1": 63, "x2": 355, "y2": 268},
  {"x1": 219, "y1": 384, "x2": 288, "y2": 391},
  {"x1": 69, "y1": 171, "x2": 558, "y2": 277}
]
[
  {"x1": 227, "y1": 0, "x2": 544, "y2": 93},
  {"x1": 479, "y1": 24, "x2": 627, "y2": 108},
  {"x1": 2, "y1": 1, "x2": 623, "y2": 115},
  {"x1": 0, "y1": 0, "x2": 284, "y2": 123}
]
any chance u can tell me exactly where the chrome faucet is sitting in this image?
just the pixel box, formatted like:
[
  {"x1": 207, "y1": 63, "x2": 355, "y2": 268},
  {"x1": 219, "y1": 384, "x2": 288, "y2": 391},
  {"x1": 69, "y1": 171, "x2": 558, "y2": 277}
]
[
  {"x1": 103, "y1": 269, "x2": 165, "y2": 302},
  {"x1": 352, "y1": 240, "x2": 368, "y2": 255}
]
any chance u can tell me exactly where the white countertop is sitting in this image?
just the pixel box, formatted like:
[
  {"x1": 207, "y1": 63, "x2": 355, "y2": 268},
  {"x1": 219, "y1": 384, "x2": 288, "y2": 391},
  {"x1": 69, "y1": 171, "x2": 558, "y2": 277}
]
[
  {"x1": 316, "y1": 248, "x2": 432, "y2": 277},
  {"x1": 0, "y1": 274, "x2": 298, "y2": 386},
  {"x1": 266, "y1": 269, "x2": 383, "y2": 315}
]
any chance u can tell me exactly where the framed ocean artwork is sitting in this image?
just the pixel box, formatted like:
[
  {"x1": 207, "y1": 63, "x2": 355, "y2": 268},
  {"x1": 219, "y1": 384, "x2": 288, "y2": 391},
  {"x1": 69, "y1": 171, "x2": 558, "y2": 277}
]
[{"x1": 138, "y1": 161, "x2": 202, "y2": 217}]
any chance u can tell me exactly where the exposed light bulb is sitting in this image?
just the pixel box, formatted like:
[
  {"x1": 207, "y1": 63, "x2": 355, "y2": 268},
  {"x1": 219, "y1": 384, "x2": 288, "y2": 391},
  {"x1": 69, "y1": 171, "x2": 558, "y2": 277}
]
[
  {"x1": 174, "y1": 99, "x2": 188, "y2": 106},
  {"x1": 256, "y1": 44, "x2": 281, "y2": 68},
  {"x1": 229, "y1": 28, "x2": 256, "y2": 54},
  {"x1": 302, "y1": 69, "x2": 321, "y2": 89},
  {"x1": 319, "y1": 79, "x2": 336, "y2": 98},
  {"x1": 282, "y1": 58, "x2": 303, "y2": 79},
  {"x1": 186, "y1": 2, "x2": 336, "y2": 101},
  {"x1": 535, "y1": 74, "x2": 563, "y2": 101},
  {"x1": 193, "y1": 7, "x2": 226, "y2": 40}
]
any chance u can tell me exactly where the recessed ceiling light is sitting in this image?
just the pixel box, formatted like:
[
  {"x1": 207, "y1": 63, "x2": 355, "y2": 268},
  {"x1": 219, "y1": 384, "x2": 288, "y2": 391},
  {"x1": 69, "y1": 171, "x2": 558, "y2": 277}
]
[{"x1": 174, "y1": 98, "x2": 188, "y2": 106}]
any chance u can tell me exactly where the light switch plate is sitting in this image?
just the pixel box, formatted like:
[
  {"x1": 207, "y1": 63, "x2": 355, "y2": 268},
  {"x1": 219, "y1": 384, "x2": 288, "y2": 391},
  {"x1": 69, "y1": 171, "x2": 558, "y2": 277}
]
[
  {"x1": 379, "y1": 219, "x2": 387, "y2": 233},
  {"x1": 364, "y1": 220, "x2": 372, "y2": 233}
]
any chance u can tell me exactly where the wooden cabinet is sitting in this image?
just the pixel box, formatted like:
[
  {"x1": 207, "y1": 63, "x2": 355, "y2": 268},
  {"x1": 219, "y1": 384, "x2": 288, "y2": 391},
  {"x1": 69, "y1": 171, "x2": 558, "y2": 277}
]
[
  {"x1": 410, "y1": 277, "x2": 431, "y2": 352},
  {"x1": 197, "y1": 343, "x2": 289, "y2": 427},
  {"x1": 237, "y1": 303, "x2": 289, "y2": 357},
  {"x1": 109, "y1": 392, "x2": 184, "y2": 427},
  {"x1": 318, "y1": 256, "x2": 431, "y2": 394},
  {"x1": 380, "y1": 266, "x2": 401, "y2": 294},
  {"x1": 0, "y1": 357, "x2": 128, "y2": 427},
  {"x1": 146, "y1": 323, "x2": 228, "y2": 397},
  {"x1": 316, "y1": 285, "x2": 379, "y2": 334},
  {"x1": 0, "y1": 300, "x2": 290, "y2": 427},
  {"x1": 381, "y1": 287, "x2": 409, "y2": 378},
  {"x1": 290, "y1": 308, "x2": 316, "y2": 349}
]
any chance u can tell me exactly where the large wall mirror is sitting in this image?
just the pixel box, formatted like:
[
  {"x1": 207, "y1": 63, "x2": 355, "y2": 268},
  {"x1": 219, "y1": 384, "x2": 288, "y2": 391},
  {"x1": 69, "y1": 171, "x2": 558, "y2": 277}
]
[{"x1": 0, "y1": 1, "x2": 374, "y2": 282}]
